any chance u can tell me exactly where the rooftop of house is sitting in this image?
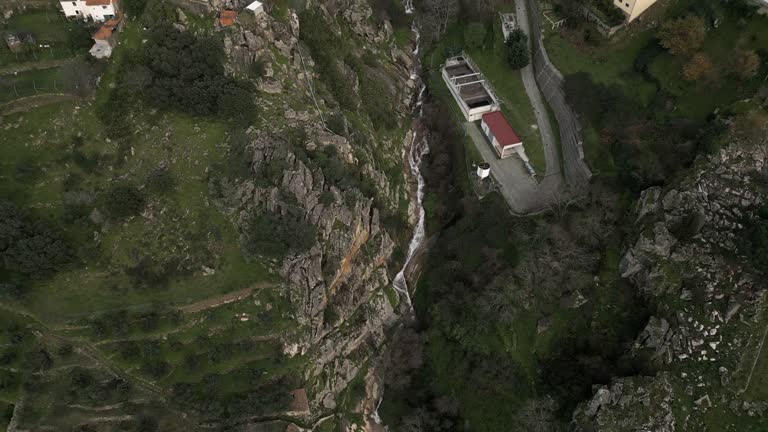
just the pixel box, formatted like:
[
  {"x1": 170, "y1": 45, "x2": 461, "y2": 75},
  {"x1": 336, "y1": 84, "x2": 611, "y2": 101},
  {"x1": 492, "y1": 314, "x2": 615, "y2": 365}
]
[
  {"x1": 220, "y1": 10, "x2": 237, "y2": 26},
  {"x1": 289, "y1": 389, "x2": 310, "y2": 413},
  {"x1": 93, "y1": 9, "x2": 122, "y2": 40},
  {"x1": 246, "y1": 0, "x2": 263, "y2": 10},
  {"x1": 483, "y1": 111, "x2": 522, "y2": 147},
  {"x1": 93, "y1": 26, "x2": 113, "y2": 40},
  {"x1": 85, "y1": 0, "x2": 113, "y2": 6}
]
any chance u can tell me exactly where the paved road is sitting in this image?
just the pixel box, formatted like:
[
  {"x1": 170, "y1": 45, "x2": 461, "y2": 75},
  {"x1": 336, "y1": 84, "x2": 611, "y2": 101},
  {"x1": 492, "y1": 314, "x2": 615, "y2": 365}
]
[
  {"x1": 524, "y1": 0, "x2": 593, "y2": 184},
  {"x1": 463, "y1": 0, "x2": 565, "y2": 215},
  {"x1": 465, "y1": 122, "x2": 561, "y2": 214},
  {"x1": 514, "y1": 0, "x2": 561, "y2": 180}
]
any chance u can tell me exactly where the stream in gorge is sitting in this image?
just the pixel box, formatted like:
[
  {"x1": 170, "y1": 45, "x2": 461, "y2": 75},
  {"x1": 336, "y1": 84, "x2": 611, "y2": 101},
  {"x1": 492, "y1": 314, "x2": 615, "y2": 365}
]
[{"x1": 368, "y1": 9, "x2": 427, "y2": 430}]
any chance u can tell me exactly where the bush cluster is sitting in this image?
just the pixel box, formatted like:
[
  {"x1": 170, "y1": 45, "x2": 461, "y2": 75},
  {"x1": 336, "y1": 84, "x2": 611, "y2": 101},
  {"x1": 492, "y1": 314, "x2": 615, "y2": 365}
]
[{"x1": 0, "y1": 201, "x2": 75, "y2": 276}]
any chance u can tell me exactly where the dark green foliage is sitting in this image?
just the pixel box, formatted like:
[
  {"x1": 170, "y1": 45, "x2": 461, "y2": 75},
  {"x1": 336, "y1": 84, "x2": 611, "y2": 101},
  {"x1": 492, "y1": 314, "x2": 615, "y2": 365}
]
[
  {"x1": 143, "y1": 24, "x2": 255, "y2": 122},
  {"x1": 244, "y1": 210, "x2": 317, "y2": 259},
  {"x1": 0, "y1": 201, "x2": 75, "y2": 275},
  {"x1": 254, "y1": 159, "x2": 287, "y2": 187},
  {"x1": 300, "y1": 10, "x2": 357, "y2": 109},
  {"x1": 250, "y1": 58, "x2": 267, "y2": 78},
  {"x1": 592, "y1": 0, "x2": 625, "y2": 26},
  {"x1": 505, "y1": 29, "x2": 530, "y2": 70},
  {"x1": 171, "y1": 370, "x2": 295, "y2": 417},
  {"x1": 104, "y1": 182, "x2": 145, "y2": 219},
  {"x1": 320, "y1": 191, "x2": 336, "y2": 205},
  {"x1": 369, "y1": 0, "x2": 410, "y2": 29},
  {"x1": 13, "y1": 158, "x2": 42, "y2": 183},
  {"x1": 123, "y1": 0, "x2": 149, "y2": 18},
  {"x1": 564, "y1": 72, "x2": 707, "y2": 190},
  {"x1": 66, "y1": 22, "x2": 94, "y2": 52},
  {"x1": 464, "y1": 22, "x2": 487, "y2": 50},
  {"x1": 99, "y1": 24, "x2": 255, "y2": 136},
  {"x1": 146, "y1": 168, "x2": 176, "y2": 195},
  {"x1": 745, "y1": 206, "x2": 768, "y2": 273},
  {"x1": 325, "y1": 113, "x2": 348, "y2": 136}
]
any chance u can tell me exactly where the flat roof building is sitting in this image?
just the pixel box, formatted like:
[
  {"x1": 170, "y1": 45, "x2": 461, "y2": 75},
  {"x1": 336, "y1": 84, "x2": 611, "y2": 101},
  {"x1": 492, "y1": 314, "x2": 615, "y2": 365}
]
[{"x1": 442, "y1": 53, "x2": 502, "y2": 122}]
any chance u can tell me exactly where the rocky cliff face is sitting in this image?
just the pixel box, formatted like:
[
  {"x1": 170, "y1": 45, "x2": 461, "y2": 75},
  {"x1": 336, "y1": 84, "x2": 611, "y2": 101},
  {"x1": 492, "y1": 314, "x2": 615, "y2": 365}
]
[
  {"x1": 193, "y1": 0, "x2": 420, "y2": 422},
  {"x1": 574, "y1": 129, "x2": 768, "y2": 431}
]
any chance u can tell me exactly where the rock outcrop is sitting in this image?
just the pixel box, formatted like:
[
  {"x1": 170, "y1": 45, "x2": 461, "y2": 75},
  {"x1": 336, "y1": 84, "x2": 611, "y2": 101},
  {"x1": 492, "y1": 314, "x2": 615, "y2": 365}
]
[
  {"x1": 200, "y1": 0, "x2": 421, "y2": 423},
  {"x1": 575, "y1": 127, "x2": 768, "y2": 431}
]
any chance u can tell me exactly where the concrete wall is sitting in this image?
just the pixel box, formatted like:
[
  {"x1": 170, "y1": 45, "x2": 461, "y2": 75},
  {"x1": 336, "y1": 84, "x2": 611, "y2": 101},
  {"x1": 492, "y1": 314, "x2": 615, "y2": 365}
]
[{"x1": 526, "y1": 0, "x2": 592, "y2": 185}]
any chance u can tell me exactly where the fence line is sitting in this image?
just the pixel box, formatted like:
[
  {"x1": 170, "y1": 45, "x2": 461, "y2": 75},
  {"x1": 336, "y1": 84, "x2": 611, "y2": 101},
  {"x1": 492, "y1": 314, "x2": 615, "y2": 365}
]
[{"x1": 526, "y1": 0, "x2": 592, "y2": 185}]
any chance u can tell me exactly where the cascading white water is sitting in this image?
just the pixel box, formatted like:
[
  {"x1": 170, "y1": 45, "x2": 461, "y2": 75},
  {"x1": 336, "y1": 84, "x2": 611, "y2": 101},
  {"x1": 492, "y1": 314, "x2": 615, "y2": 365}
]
[
  {"x1": 369, "y1": 5, "x2": 427, "y2": 428},
  {"x1": 404, "y1": 0, "x2": 415, "y2": 14},
  {"x1": 391, "y1": 17, "x2": 428, "y2": 310},
  {"x1": 391, "y1": 121, "x2": 428, "y2": 308}
]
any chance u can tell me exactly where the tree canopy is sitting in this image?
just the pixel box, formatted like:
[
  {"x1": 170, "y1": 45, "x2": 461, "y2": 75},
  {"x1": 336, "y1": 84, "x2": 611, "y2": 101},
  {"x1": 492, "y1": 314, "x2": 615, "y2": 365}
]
[
  {"x1": 0, "y1": 201, "x2": 75, "y2": 275},
  {"x1": 505, "y1": 29, "x2": 530, "y2": 70},
  {"x1": 657, "y1": 15, "x2": 706, "y2": 57}
]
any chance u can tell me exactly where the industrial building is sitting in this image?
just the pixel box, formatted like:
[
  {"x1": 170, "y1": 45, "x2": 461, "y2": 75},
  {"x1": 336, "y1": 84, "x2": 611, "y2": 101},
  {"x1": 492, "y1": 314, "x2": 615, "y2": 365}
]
[{"x1": 441, "y1": 54, "x2": 502, "y2": 122}]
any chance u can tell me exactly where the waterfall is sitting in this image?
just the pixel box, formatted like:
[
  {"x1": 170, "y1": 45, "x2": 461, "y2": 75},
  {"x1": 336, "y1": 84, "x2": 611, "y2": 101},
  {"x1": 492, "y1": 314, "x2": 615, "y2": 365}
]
[
  {"x1": 369, "y1": 5, "x2": 426, "y2": 429},
  {"x1": 404, "y1": 0, "x2": 415, "y2": 15},
  {"x1": 391, "y1": 112, "x2": 429, "y2": 308}
]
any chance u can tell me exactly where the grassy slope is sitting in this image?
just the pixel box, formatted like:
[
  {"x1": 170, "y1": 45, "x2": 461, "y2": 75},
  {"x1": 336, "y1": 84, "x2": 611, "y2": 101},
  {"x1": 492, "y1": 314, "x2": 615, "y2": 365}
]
[
  {"x1": 0, "y1": 17, "x2": 299, "y2": 423},
  {"x1": 543, "y1": 1, "x2": 768, "y2": 176}
]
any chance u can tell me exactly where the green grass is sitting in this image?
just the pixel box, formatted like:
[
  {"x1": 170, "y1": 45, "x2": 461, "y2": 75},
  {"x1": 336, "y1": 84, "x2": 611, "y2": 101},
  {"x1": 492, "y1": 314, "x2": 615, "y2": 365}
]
[
  {"x1": 466, "y1": 18, "x2": 547, "y2": 173},
  {"x1": 543, "y1": 4, "x2": 768, "y2": 174},
  {"x1": 424, "y1": 20, "x2": 549, "y2": 174},
  {"x1": 0, "y1": 67, "x2": 63, "y2": 103},
  {"x1": 0, "y1": 8, "x2": 84, "y2": 67}
]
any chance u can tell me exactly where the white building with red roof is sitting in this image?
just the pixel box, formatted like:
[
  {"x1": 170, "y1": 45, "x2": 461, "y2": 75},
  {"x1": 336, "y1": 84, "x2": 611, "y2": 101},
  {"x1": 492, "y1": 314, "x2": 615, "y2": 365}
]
[
  {"x1": 481, "y1": 111, "x2": 523, "y2": 159},
  {"x1": 60, "y1": 0, "x2": 119, "y2": 22}
]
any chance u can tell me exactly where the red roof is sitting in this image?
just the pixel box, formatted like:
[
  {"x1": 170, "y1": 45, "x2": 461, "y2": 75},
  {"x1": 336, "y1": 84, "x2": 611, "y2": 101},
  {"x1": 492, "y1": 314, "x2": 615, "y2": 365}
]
[
  {"x1": 85, "y1": 0, "x2": 113, "y2": 5},
  {"x1": 220, "y1": 10, "x2": 237, "y2": 26},
  {"x1": 482, "y1": 111, "x2": 522, "y2": 147}
]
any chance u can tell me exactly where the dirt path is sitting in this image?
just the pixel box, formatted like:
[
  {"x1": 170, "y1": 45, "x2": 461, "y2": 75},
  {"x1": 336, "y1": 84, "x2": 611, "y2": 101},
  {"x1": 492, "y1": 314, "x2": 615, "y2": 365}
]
[
  {"x1": 179, "y1": 282, "x2": 275, "y2": 314},
  {"x1": 0, "y1": 58, "x2": 72, "y2": 76},
  {"x1": 0, "y1": 93, "x2": 75, "y2": 116}
]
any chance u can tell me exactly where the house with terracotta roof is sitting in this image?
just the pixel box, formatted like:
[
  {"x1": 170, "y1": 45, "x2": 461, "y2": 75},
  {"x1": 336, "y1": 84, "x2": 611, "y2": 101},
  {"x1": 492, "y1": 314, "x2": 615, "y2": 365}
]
[
  {"x1": 89, "y1": 11, "x2": 122, "y2": 58},
  {"x1": 481, "y1": 111, "x2": 523, "y2": 159},
  {"x1": 219, "y1": 10, "x2": 238, "y2": 27},
  {"x1": 60, "y1": 0, "x2": 119, "y2": 22}
]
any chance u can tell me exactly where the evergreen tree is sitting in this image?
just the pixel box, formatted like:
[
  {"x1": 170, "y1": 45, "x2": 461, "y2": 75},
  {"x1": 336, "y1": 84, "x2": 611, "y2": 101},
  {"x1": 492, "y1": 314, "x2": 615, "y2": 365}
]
[{"x1": 505, "y1": 29, "x2": 530, "y2": 70}]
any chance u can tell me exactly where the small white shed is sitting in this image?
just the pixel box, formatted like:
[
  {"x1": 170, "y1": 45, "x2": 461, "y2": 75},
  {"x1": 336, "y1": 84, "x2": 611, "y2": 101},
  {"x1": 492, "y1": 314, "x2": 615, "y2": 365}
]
[{"x1": 246, "y1": 1, "x2": 264, "y2": 16}]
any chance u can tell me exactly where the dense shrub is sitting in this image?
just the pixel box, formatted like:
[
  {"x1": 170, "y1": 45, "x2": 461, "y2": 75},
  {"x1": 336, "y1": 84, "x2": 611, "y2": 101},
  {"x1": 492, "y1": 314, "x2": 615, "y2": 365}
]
[
  {"x1": 505, "y1": 29, "x2": 530, "y2": 70},
  {"x1": 146, "y1": 168, "x2": 176, "y2": 194},
  {"x1": 104, "y1": 182, "x2": 146, "y2": 218},
  {"x1": 143, "y1": 24, "x2": 255, "y2": 122},
  {"x1": 745, "y1": 206, "x2": 768, "y2": 273},
  {"x1": 244, "y1": 211, "x2": 317, "y2": 258},
  {"x1": 299, "y1": 10, "x2": 357, "y2": 110},
  {"x1": 0, "y1": 201, "x2": 75, "y2": 275},
  {"x1": 123, "y1": 0, "x2": 148, "y2": 18}
]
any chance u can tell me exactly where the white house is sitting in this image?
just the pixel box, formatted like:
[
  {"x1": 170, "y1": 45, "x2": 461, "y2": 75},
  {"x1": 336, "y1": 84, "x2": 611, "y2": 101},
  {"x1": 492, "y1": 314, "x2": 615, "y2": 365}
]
[
  {"x1": 613, "y1": 0, "x2": 658, "y2": 22},
  {"x1": 481, "y1": 111, "x2": 523, "y2": 159},
  {"x1": 60, "y1": 0, "x2": 119, "y2": 22},
  {"x1": 246, "y1": 1, "x2": 265, "y2": 16}
]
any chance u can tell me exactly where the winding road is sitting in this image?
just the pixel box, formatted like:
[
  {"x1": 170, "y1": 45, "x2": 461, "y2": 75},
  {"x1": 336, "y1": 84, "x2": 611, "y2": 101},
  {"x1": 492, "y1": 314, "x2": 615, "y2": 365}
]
[{"x1": 464, "y1": 0, "x2": 592, "y2": 214}]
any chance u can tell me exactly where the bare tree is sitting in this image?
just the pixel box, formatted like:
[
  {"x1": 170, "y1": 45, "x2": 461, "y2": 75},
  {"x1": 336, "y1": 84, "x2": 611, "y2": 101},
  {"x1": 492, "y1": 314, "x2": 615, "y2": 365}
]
[{"x1": 421, "y1": 0, "x2": 459, "y2": 43}]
